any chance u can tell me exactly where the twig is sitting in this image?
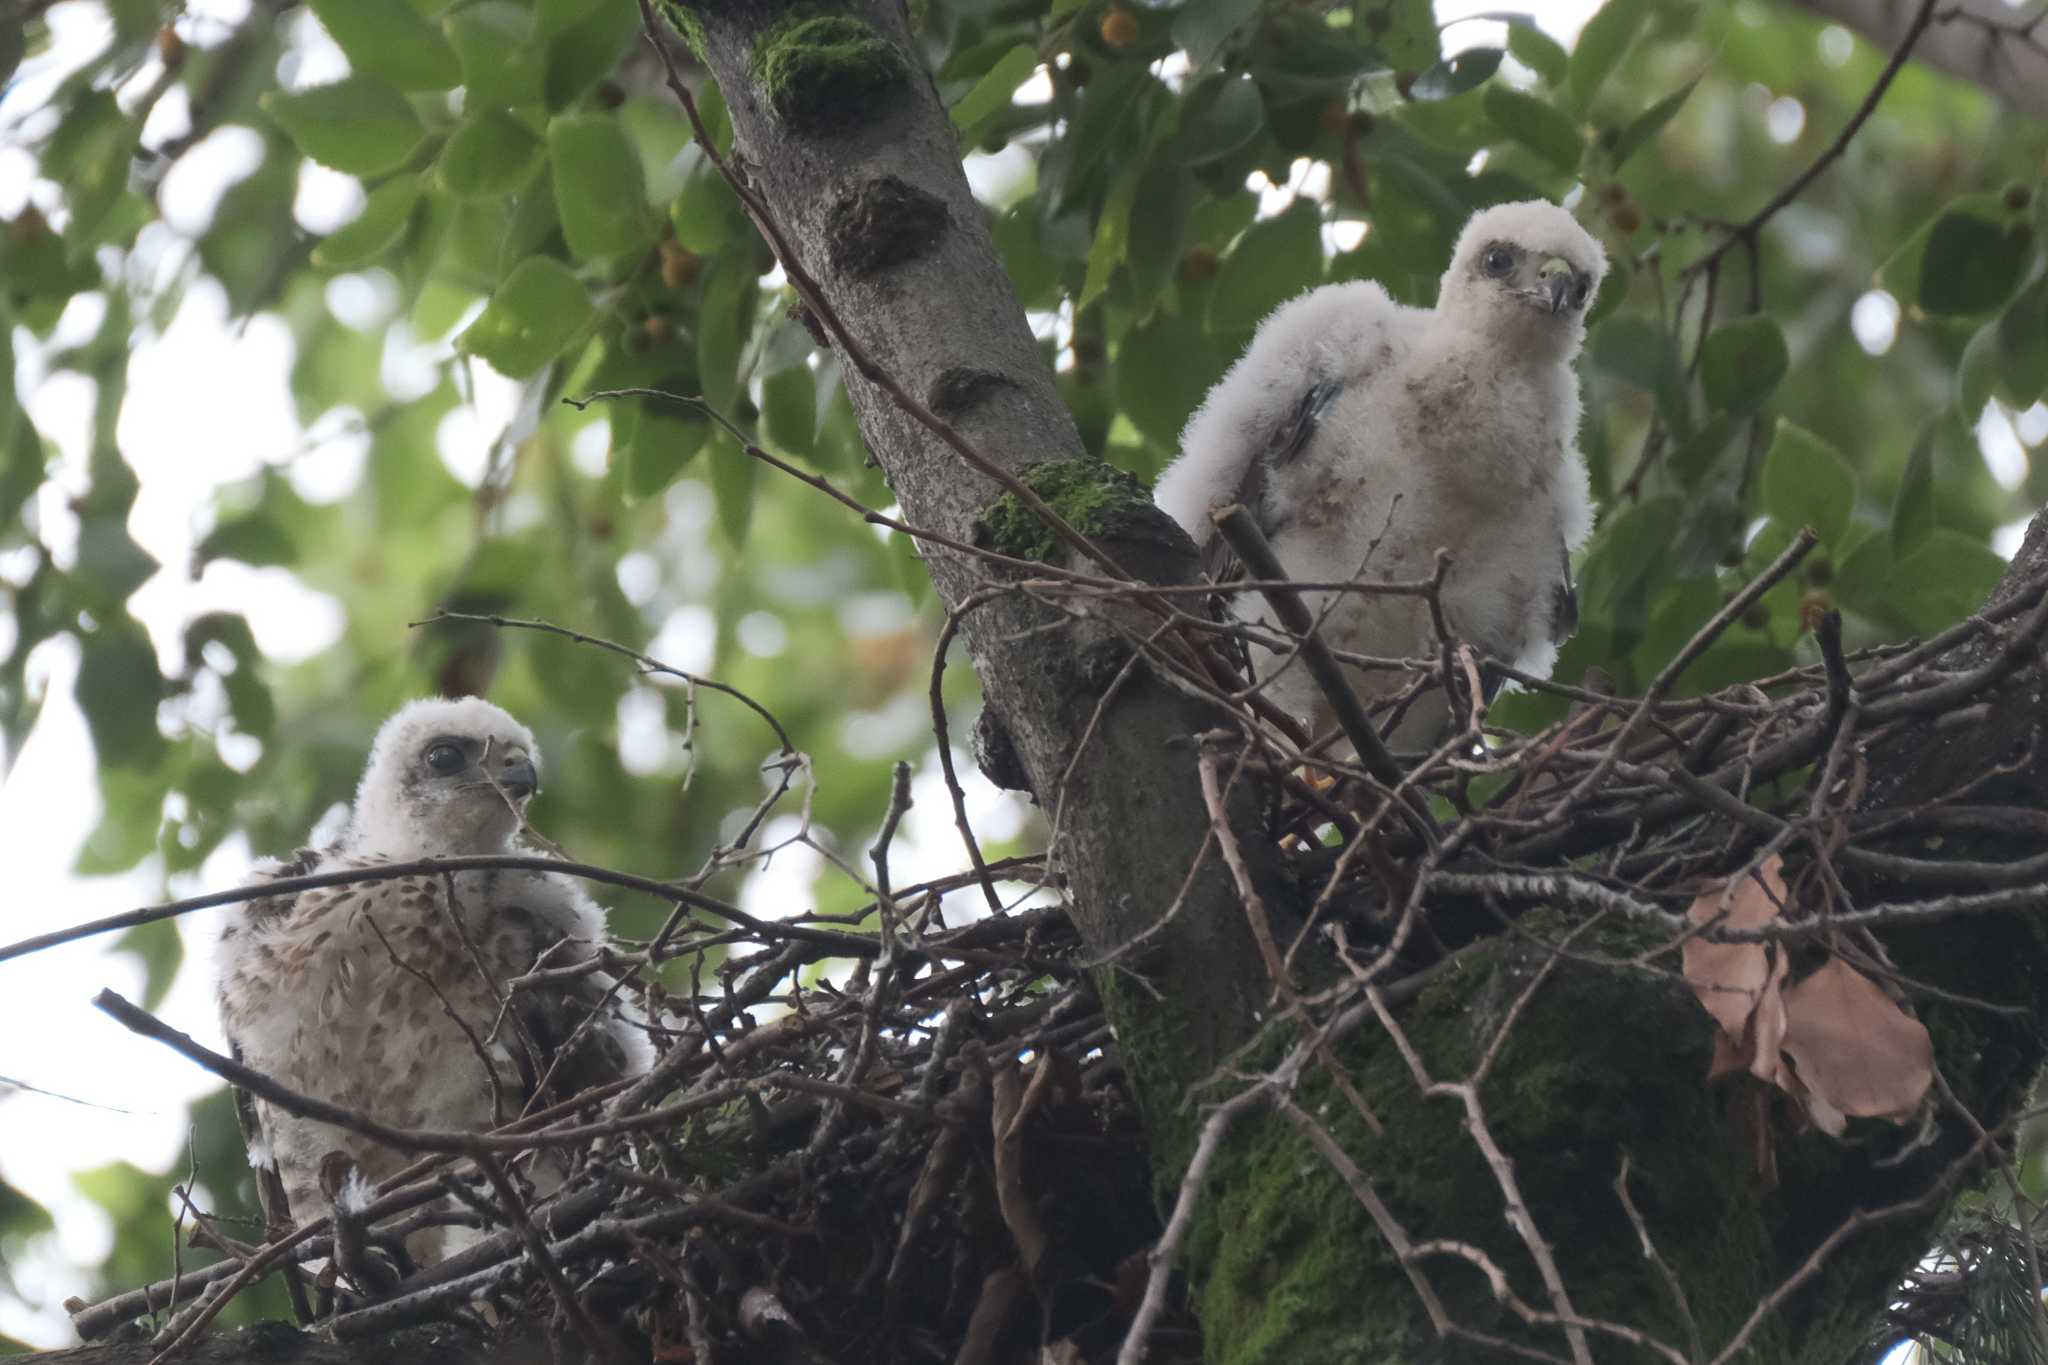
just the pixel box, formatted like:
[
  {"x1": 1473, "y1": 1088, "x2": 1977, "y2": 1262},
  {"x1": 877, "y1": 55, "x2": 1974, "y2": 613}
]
[
  {"x1": 1209, "y1": 503, "x2": 1410, "y2": 794},
  {"x1": 1687, "y1": 0, "x2": 1941, "y2": 276}
]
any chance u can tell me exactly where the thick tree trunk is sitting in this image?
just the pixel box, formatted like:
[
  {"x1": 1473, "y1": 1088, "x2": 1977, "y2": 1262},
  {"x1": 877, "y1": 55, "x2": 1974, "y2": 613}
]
[{"x1": 680, "y1": 3, "x2": 1280, "y2": 1109}]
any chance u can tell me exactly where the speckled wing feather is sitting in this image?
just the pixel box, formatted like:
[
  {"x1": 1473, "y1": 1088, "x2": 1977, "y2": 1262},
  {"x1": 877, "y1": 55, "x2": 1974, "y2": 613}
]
[
  {"x1": 1200, "y1": 378, "x2": 1346, "y2": 588},
  {"x1": 1550, "y1": 537, "x2": 1580, "y2": 643},
  {"x1": 486, "y1": 901, "x2": 639, "y2": 1113},
  {"x1": 220, "y1": 846, "x2": 325, "y2": 1319},
  {"x1": 221, "y1": 847, "x2": 323, "y2": 1236}
]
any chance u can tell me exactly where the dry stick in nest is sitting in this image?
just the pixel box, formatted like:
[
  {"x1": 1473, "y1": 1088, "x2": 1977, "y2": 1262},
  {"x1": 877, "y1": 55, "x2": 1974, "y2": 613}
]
[
  {"x1": 72, "y1": 1073, "x2": 649, "y2": 1344},
  {"x1": 6, "y1": 848, "x2": 1053, "y2": 971},
  {"x1": 1208, "y1": 504, "x2": 1407, "y2": 790},
  {"x1": 1208, "y1": 503, "x2": 1438, "y2": 846},
  {"x1": 94, "y1": 990, "x2": 949, "y2": 1158}
]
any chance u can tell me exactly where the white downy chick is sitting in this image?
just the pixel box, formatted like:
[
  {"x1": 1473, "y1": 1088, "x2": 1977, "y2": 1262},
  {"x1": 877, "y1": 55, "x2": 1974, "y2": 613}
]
[{"x1": 1155, "y1": 200, "x2": 1607, "y2": 750}]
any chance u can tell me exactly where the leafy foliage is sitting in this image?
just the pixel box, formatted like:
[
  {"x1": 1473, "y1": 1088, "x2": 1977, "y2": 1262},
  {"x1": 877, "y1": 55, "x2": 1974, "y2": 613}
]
[{"x1": 2, "y1": 0, "x2": 2045, "y2": 1341}]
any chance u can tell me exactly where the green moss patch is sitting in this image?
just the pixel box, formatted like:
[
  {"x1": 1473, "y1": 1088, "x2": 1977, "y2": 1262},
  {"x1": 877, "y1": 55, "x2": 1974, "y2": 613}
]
[
  {"x1": 749, "y1": 12, "x2": 906, "y2": 137},
  {"x1": 975, "y1": 459, "x2": 1152, "y2": 564},
  {"x1": 658, "y1": 2, "x2": 706, "y2": 63}
]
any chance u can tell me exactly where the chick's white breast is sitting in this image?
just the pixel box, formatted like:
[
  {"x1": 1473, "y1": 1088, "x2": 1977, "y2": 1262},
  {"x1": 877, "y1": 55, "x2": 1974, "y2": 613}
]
[{"x1": 1255, "y1": 349, "x2": 1586, "y2": 724}]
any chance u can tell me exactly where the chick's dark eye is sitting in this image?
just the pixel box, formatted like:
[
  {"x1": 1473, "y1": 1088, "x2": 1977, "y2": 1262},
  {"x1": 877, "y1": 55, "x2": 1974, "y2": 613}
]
[
  {"x1": 425, "y1": 743, "x2": 466, "y2": 774},
  {"x1": 1482, "y1": 246, "x2": 1515, "y2": 277}
]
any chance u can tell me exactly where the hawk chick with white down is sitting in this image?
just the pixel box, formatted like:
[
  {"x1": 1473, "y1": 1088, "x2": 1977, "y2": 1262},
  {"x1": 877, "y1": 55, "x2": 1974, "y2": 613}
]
[
  {"x1": 1155, "y1": 200, "x2": 1606, "y2": 750},
  {"x1": 216, "y1": 697, "x2": 649, "y2": 1263}
]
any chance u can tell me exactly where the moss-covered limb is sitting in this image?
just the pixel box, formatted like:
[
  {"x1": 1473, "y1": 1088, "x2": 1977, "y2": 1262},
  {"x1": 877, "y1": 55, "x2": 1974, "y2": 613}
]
[
  {"x1": 974, "y1": 458, "x2": 1162, "y2": 564},
  {"x1": 747, "y1": 10, "x2": 908, "y2": 137},
  {"x1": 1157, "y1": 907, "x2": 2020, "y2": 1365},
  {"x1": 656, "y1": 2, "x2": 705, "y2": 62}
]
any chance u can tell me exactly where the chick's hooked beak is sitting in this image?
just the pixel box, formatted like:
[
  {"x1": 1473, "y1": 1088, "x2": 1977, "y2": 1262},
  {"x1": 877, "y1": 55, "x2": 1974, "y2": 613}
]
[
  {"x1": 497, "y1": 753, "x2": 539, "y2": 802},
  {"x1": 1538, "y1": 256, "x2": 1578, "y2": 315}
]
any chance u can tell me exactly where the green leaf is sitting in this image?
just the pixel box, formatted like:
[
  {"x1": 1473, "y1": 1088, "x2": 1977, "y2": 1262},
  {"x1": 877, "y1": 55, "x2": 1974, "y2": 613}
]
[
  {"x1": 1919, "y1": 210, "x2": 2031, "y2": 316},
  {"x1": 1875, "y1": 193, "x2": 2023, "y2": 319},
  {"x1": 307, "y1": 0, "x2": 460, "y2": 91},
  {"x1": 761, "y1": 363, "x2": 816, "y2": 456},
  {"x1": 1208, "y1": 201, "x2": 1323, "y2": 333},
  {"x1": 542, "y1": 0, "x2": 636, "y2": 110},
  {"x1": 1610, "y1": 77, "x2": 1697, "y2": 170},
  {"x1": 458, "y1": 257, "x2": 595, "y2": 377},
  {"x1": 1894, "y1": 531, "x2": 2007, "y2": 631},
  {"x1": 706, "y1": 430, "x2": 758, "y2": 546},
  {"x1": 1079, "y1": 167, "x2": 1139, "y2": 313},
  {"x1": 446, "y1": 1, "x2": 548, "y2": 110},
  {"x1": 1126, "y1": 161, "x2": 1192, "y2": 319},
  {"x1": 1585, "y1": 256, "x2": 1629, "y2": 326},
  {"x1": 114, "y1": 919, "x2": 183, "y2": 1011},
  {"x1": 1117, "y1": 312, "x2": 1226, "y2": 450},
  {"x1": 1483, "y1": 86, "x2": 1581, "y2": 172},
  {"x1": 76, "y1": 619, "x2": 166, "y2": 770},
  {"x1": 1577, "y1": 493, "x2": 1683, "y2": 625},
  {"x1": 1174, "y1": 0, "x2": 1261, "y2": 66},
  {"x1": 263, "y1": 78, "x2": 424, "y2": 176},
  {"x1": 1761, "y1": 420, "x2": 1854, "y2": 547},
  {"x1": 1568, "y1": 0, "x2": 1645, "y2": 114},
  {"x1": 439, "y1": 112, "x2": 543, "y2": 198},
  {"x1": 74, "y1": 513, "x2": 159, "y2": 609},
  {"x1": 1837, "y1": 527, "x2": 2005, "y2": 637},
  {"x1": 1667, "y1": 412, "x2": 1736, "y2": 488},
  {"x1": 311, "y1": 176, "x2": 419, "y2": 269},
  {"x1": 75, "y1": 768, "x2": 167, "y2": 876},
  {"x1": 672, "y1": 169, "x2": 738, "y2": 254},
  {"x1": 1891, "y1": 415, "x2": 1939, "y2": 557},
  {"x1": 198, "y1": 510, "x2": 297, "y2": 567},
  {"x1": 534, "y1": 0, "x2": 602, "y2": 42},
  {"x1": 549, "y1": 114, "x2": 656, "y2": 261},
  {"x1": 1410, "y1": 47, "x2": 1502, "y2": 101},
  {"x1": 698, "y1": 258, "x2": 749, "y2": 413},
  {"x1": 1698, "y1": 314, "x2": 1788, "y2": 417},
  {"x1": 1993, "y1": 276, "x2": 2048, "y2": 407},
  {"x1": 45, "y1": 92, "x2": 135, "y2": 246},
  {"x1": 1957, "y1": 317, "x2": 2002, "y2": 419},
  {"x1": 1169, "y1": 75, "x2": 1263, "y2": 166},
  {"x1": 1507, "y1": 23, "x2": 1568, "y2": 85},
  {"x1": 624, "y1": 409, "x2": 708, "y2": 499},
  {"x1": 1589, "y1": 317, "x2": 1687, "y2": 436},
  {"x1": 949, "y1": 44, "x2": 1037, "y2": 134},
  {"x1": 1365, "y1": 0, "x2": 1438, "y2": 71}
]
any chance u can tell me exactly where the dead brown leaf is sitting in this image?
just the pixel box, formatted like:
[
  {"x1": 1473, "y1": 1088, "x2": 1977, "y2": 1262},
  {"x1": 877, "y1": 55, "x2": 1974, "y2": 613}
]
[
  {"x1": 1781, "y1": 958, "x2": 1936, "y2": 1136},
  {"x1": 1683, "y1": 854, "x2": 1932, "y2": 1139},
  {"x1": 1683, "y1": 857, "x2": 1790, "y2": 1056}
]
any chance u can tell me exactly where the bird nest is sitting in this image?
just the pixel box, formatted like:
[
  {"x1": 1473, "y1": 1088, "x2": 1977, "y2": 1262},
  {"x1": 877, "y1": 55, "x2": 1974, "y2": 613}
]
[
  {"x1": 70, "y1": 867, "x2": 1189, "y2": 1364},
  {"x1": 55, "y1": 527, "x2": 2048, "y2": 1365}
]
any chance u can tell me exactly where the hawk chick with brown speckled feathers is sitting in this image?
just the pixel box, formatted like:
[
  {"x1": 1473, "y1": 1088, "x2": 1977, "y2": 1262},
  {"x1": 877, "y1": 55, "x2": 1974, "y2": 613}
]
[{"x1": 215, "y1": 697, "x2": 649, "y2": 1266}]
